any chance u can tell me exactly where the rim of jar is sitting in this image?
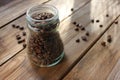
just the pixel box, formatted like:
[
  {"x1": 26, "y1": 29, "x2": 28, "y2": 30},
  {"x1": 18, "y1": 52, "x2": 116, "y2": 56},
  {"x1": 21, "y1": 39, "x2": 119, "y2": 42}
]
[{"x1": 26, "y1": 4, "x2": 59, "y2": 22}]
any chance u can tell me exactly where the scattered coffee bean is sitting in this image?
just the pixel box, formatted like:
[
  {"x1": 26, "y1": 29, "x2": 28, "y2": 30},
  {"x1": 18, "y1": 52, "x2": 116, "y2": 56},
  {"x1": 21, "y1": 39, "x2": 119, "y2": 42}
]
[
  {"x1": 18, "y1": 40, "x2": 23, "y2": 44},
  {"x1": 91, "y1": 19, "x2": 94, "y2": 23},
  {"x1": 23, "y1": 32, "x2": 26, "y2": 36},
  {"x1": 16, "y1": 25, "x2": 20, "y2": 28},
  {"x1": 81, "y1": 36, "x2": 87, "y2": 41},
  {"x1": 101, "y1": 41, "x2": 106, "y2": 47},
  {"x1": 74, "y1": 28, "x2": 79, "y2": 31},
  {"x1": 19, "y1": 27, "x2": 24, "y2": 30},
  {"x1": 71, "y1": 8, "x2": 74, "y2": 11},
  {"x1": 16, "y1": 35, "x2": 21, "y2": 40},
  {"x1": 99, "y1": 25, "x2": 103, "y2": 28},
  {"x1": 86, "y1": 32, "x2": 89, "y2": 36},
  {"x1": 96, "y1": 20, "x2": 100, "y2": 23},
  {"x1": 18, "y1": 39, "x2": 25, "y2": 44},
  {"x1": 114, "y1": 21, "x2": 118, "y2": 24},
  {"x1": 23, "y1": 44, "x2": 27, "y2": 48},
  {"x1": 73, "y1": 22, "x2": 76, "y2": 25},
  {"x1": 76, "y1": 24, "x2": 79, "y2": 27},
  {"x1": 12, "y1": 24, "x2": 16, "y2": 28},
  {"x1": 76, "y1": 39, "x2": 80, "y2": 43},
  {"x1": 106, "y1": 14, "x2": 109, "y2": 17},
  {"x1": 81, "y1": 27, "x2": 85, "y2": 31},
  {"x1": 107, "y1": 35, "x2": 112, "y2": 43}
]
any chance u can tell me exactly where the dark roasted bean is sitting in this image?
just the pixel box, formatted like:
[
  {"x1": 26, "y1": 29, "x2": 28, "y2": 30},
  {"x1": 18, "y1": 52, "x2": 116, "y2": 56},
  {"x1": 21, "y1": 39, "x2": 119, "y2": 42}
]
[
  {"x1": 73, "y1": 22, "x2": 76, "y2": 25},
  {"x1": 23, "y1": 44, "x2": 27, "y2": 48},
  {"x1": 71, "y1": 8, "x2": 74, "y2": 11},
  {"x1": 76, "y1": 39, "x2": 80, "y2": 43},
  {"x1": 16, "y1": 25, "x2": 19, "y2": 28},
  {"x1": 107, "y1": 35, "x2": 112, "y2": 43},
  {"x1": 99, "y1": 25, "x2": 103, "y2": 28},
  {"x1": 101, "y1": 41, "x2": 106, "y2": 47},
  {"x1": 12, "y1": 24, "x2": 16, "y2": 28},
  {"x1": 91, "y1": 19, "x2": 94, "y2": 23},
  {"x1": 81, "y1": 27, "x2": 85, "y2": 31},
  {"x1": 96, "y1": 20, "x2": 100, "y2": 23},
  {"x1": 115, "y1": 21, "x2": 118, "y2": 24},
  {"x1": 16, "y1": 35, "x2": 21, "y2": 40},
  {"x1": 81, "y1": 36, "x2": 87, "y2": 41},
  {"x1": 74, "y1": 28, "x2": 79, "y2": 31},
  {"x1": 23, "y1": 32, "x2": 26, "y2": 36},
  {"x1": 19, "y1": 27, "x2": 24, "y2": 30},
  {"x1": 106, "y1": 14, "x2": 109, "y2": 17},
  {"x1": 86, "y1": 32, "x2": 89, "y2": 36}
]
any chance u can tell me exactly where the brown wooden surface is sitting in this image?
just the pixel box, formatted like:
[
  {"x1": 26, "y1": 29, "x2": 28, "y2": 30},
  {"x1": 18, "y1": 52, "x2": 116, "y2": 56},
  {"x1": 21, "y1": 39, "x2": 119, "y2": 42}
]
[
  {"x1": 0, "y1": 0, "x2": 120, "y2": 80},
  {"x1": 0, "y1": 0, "x2": 90, "y2": 66},
  {"x1": 0, "y1": 0, "x2": 50, "y2": 28},
  {"x1": 64, "y1": 17, "x2": 120, "y2": 80}
]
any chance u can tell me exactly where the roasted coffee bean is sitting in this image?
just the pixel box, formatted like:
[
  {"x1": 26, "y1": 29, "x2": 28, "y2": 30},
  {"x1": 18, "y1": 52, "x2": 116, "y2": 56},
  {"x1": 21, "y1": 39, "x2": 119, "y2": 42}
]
[
  {"x1": 23, "y1": 44, "x2": 27, "y2": 48},
  {"x1": 101, "y1": 41, "x2": 106, "y2": 47},
  {"x1": 12, "y1": 24, "x2": 16, "y2": 28},
  {"x1": 18, "y1": 40, "x2": 23, "y2": 44},
  {"x1": 81, "y1": 27, "x2": 85, "y2": 31},
  {"x1": 115, "y1": 21, "x2": 118, "y2": 24},
  {"x1": 107, "y1": 35, "x2": 112, "y2": 43},
  {"x1": 106, "y1": 14, "x2": 109, "y2": 17},
  {"x1": 96, "y1": 20, "x2": 100, "y2": 23},
  {"x1": 99, "y1": 25, "x2": 103, "y2": 28},
  {"x1": 16, "y1": 35, "x2": 21, "y2": 40},
  {"x1": 19, "y1": 27, "x2": 24, "y2": 30},
  {"x1": 71, "y1": 8, "x2": 74, "y2": 11},
  {"x1": 18, "y1": 39, "x2": 25, "y2": 44},
  {"x1": 74, "y1": 28, "x2": 79, "y2": 31},
  {"x1": 23, "y1": 32, "x2": 26, "y2": 36},
  {"x1": 91, "y1": 19, "x2": 94, "y2": 23},
  {"x1": 76, "y1": 24, "x2": 79, "y2": 27},
  {"x1": 81, "y1": 36, "x2": 87, "y2": 41},
  {"x1": 73, "y1": 22, "x2": 76, "y2": 25},
  {"x1": 76, "y1": 39, "x2": 80, "y2": 43},
  {"x1": 86, "y1": 32, "x2": 89, "y2": 36},
  {"x1": 16, "y1": 25, "x2": 20, "y2": 28}
]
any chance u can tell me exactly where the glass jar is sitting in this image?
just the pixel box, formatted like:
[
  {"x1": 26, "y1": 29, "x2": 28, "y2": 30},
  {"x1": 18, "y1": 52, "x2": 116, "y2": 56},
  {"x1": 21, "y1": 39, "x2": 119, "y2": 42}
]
[{"x1": 26, "y1": 4, "x2": 64, "y2": 67}]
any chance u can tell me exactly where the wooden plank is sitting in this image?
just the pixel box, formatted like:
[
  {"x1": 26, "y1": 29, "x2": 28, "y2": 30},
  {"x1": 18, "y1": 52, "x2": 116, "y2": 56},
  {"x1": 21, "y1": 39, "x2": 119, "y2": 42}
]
[
  {"x1": 107, "y1": 59, "x2": 120, "y2": 80},
  {"x1": 0, "y1": 0, "x2": 49, "y2": 28},
  {"x1": 0, "y1": 0, "x2": 90, "y2": 65},
  {"x1": 0, "y1": 0, "x2": 120, "y2": 80},
  {"x1": 64, "y1": 17, "x2": 120, "y2": 80}
]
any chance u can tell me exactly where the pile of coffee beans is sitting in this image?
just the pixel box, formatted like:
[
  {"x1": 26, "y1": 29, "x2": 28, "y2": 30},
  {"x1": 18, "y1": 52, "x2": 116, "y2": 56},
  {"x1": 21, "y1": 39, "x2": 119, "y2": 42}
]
[
  {"x1": 12, "y1": 24, "x2": 27, "y2": 48},
  {"x1": 31, "y1": 12, "x2": 54, "y2": 20},
  {"x1": 31, "y1": 12, "x2": 58, "y2": 32},
  {"x1": 28, "y1": 32, "x2": 64, "y2": 65},
  {"x1": 27, "y1": 12, "x2": 64, "y2": 65}
]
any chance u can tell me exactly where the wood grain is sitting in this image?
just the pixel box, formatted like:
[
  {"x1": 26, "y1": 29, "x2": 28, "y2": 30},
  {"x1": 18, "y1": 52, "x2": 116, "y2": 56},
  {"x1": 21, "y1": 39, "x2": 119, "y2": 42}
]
[
  {"x1": 0, "y1": 0, "x2": 90, "y2": 65},
  {"x1": 0, "y1": 0, "x2": 120, "y2": 79},
  {"x1": 64, "y1": 16, "x2": 120, "y2": 80},
  {"x1": 107, "y1": 59, "x2": 120, "y2": 80},
  {"x1": 0, "y1": 0, "x2": 49, "y2": 28}
]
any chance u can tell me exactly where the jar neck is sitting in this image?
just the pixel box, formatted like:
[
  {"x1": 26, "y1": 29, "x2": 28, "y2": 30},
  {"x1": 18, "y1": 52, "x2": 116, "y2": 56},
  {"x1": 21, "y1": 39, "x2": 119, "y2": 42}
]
[{"x1": 26, "y1": 4, "x2": 60, "y2": 32}]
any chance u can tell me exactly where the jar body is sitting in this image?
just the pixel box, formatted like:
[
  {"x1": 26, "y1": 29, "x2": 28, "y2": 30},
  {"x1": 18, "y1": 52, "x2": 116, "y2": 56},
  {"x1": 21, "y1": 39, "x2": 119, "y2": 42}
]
[{"x1": 26, "y1": 4, "x2": 64, "y2": 67}]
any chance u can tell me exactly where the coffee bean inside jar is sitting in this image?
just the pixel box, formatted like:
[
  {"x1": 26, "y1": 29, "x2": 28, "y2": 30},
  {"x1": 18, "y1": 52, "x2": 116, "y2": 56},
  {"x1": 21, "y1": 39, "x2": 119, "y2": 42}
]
[{"x1": 26, "y1": 4, "x2": 64, "y2": 67}]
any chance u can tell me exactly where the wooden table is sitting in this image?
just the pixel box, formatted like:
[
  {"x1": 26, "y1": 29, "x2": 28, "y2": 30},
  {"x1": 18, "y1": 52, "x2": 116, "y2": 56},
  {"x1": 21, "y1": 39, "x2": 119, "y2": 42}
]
[{"x1": 0, "y1": 0, "x2": 120, "y2": 80}]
